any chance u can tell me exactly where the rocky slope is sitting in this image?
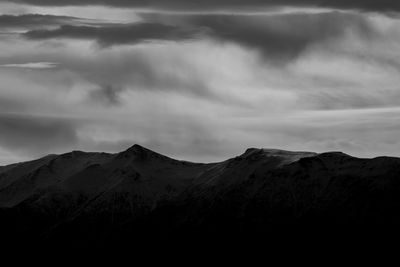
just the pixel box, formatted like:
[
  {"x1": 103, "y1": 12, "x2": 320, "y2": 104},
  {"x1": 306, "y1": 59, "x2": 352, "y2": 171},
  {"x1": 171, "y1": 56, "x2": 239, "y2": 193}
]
[{"x1": 1, "y1": 145, "x2": 400, "y2": 249}]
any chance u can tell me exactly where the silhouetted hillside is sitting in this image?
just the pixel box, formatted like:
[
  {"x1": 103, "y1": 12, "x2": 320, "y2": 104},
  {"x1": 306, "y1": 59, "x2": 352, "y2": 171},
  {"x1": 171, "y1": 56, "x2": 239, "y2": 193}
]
[{"x1": 1, "y1": 145, "x2": 400, "y2": 250}]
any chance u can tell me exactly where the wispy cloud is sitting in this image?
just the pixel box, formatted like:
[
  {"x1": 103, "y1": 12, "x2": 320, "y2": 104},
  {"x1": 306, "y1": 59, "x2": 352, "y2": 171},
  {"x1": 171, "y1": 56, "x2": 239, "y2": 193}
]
[
  {"x1": 23, "y1": 22, "x2": 201, "y2": 47},
  {"x1": 0, "y1": 62, "x2": 59, "y2": 69},
  {"x1": 0, "y1": 14, "x2": 88, "y2": 29}
]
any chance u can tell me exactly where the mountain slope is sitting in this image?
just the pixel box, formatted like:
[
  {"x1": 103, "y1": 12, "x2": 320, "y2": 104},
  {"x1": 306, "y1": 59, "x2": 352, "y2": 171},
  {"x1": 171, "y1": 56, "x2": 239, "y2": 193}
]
[
  {"x1": 1, "y1": 145, "x2": 400, "y2": 249},
  {"x1": 0, "y1": 151, "x2": 113, "y2": 207}
]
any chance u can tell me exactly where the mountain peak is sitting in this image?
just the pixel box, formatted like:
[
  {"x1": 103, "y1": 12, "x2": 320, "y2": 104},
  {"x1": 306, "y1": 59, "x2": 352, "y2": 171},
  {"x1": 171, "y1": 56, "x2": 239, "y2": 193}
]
[
  {"x1": 127, "y1": 144, "x2": 148, "y2": 152},
  {"x1": 117, "y1": 144, "x2": 166, "y2": 161}
]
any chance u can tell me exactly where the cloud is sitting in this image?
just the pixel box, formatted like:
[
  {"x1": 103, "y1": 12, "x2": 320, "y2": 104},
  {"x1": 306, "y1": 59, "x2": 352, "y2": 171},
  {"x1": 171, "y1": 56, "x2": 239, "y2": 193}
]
[
  {"x1": 23, "y1": 22, "x2": 202, "y2": 47},
  {"x1": 52, "y1": 42, "x2": 221, "y2": 101},
  {"x1": 0, "y1": 14, "x2": 86, "y2": 29},
  {"x1": 21, "y1": 12, "x2": 376, "y2": 62},
  {"x1": 88, "y1": 85, "x2": 123, "y2": 106},
  {"x1": 8, "y1": 0, "x2": 400, "y2": 13},
  {"x1": 0, "y1": 113, "x2": 78, "y2": 153},
  {"x1": 0, "y1": 62, "x2": 58, "y2": 69},
  {"x1": 144, "y1": 12, "x2": 376, "y2": 61},
  {"x1": 2, "y1": 6, "x2": 400, "y2": 165}
]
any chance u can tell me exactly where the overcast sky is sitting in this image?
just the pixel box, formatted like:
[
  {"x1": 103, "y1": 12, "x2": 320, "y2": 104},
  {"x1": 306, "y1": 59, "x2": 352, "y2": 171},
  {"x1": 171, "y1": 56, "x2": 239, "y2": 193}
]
[{"x1": 1, "y1": 0, "x2": 400, "y2": 164}]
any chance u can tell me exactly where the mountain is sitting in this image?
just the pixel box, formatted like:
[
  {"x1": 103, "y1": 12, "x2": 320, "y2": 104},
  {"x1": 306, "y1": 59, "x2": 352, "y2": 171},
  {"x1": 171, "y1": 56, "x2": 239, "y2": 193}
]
[{"x1": 1, "y1": 144, "x2": 400, "y2": 250}]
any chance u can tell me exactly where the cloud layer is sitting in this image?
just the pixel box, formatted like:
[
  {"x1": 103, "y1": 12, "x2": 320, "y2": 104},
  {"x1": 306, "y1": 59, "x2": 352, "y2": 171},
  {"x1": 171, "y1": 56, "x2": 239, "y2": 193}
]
[
  {"x1": 24, "y1": 22, "x2": 200, "y2": 47},
  {"x1": 0, "y1": 13, "x2": 91, "y2": 30},
  {"x1": 0, "y1": 113, "x2": 78, "y2": 153},
  {"x1": 20, "y1": 12, "x2": 377, "y2": 62},
  {"x1": 8, "y1": 0, "x2": 400, "y2": 12},
  {"x1": 1, "y1": 2, "x2": 400, "y2": 165}
]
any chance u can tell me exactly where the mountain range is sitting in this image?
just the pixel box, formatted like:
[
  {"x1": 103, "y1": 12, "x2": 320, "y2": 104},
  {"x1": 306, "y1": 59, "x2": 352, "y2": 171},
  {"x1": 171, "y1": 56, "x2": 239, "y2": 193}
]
[{"x1": 1, "y1": 144, "x2": 400, "y2": 250}]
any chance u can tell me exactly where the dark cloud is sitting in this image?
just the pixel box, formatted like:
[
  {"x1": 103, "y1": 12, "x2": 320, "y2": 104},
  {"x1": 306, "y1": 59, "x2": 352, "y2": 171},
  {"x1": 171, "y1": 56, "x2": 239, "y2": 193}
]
[
  {"x1": 88, "y1": 85, "x2": 123, "y2": 106},
  {"x1": 9, "y1": 0, "x2": 400, "y2": 12},
  {"x1": 24, "y1": 22, "x2": 202, "y2": 47},
  {"x1": 0, "y1": 14, "x2": 85, "y2": 29},
  {"x1": 23, "y1": 12, "x2": 376, "y2": 62},
  {"x1": 0, "y1": 113, "x2": 78, "y2": 153},
  {"x1": 0, "y1": 97, "x2": 25, "y2": 112},
  {"x1": 148, "y1": 12, "x2": 375, "y2": 61}
]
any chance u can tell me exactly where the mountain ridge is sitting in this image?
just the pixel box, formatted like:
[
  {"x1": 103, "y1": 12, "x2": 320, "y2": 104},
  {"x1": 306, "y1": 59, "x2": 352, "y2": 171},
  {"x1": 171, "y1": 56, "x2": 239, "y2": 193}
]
[
  {"x1": 1, "y1": 144, "x2": 400, "y2": 249},
  {"x1": 1, "y1": 144, "x2": 393, "y2": 169}
]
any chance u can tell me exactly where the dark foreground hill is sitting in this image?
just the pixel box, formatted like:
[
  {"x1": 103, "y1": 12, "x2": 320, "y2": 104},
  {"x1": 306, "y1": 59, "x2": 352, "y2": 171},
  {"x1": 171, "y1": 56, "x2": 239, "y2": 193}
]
[{"x1": 1, "y1": 144, "x2": 400, "y2": 250}]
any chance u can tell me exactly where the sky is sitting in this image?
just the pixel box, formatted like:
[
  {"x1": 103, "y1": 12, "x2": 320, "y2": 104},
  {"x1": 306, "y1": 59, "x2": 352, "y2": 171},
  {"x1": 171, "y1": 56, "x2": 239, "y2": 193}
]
[{"x1": 1, "y1": 0, "x2": 400, "y2": 164}]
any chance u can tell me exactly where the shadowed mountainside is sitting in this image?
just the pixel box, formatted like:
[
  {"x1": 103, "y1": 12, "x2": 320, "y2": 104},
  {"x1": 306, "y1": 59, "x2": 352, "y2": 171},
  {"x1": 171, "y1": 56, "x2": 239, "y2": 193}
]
[{"x1": 1, "y1": 144, "x2": 400, "y2": 249}]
